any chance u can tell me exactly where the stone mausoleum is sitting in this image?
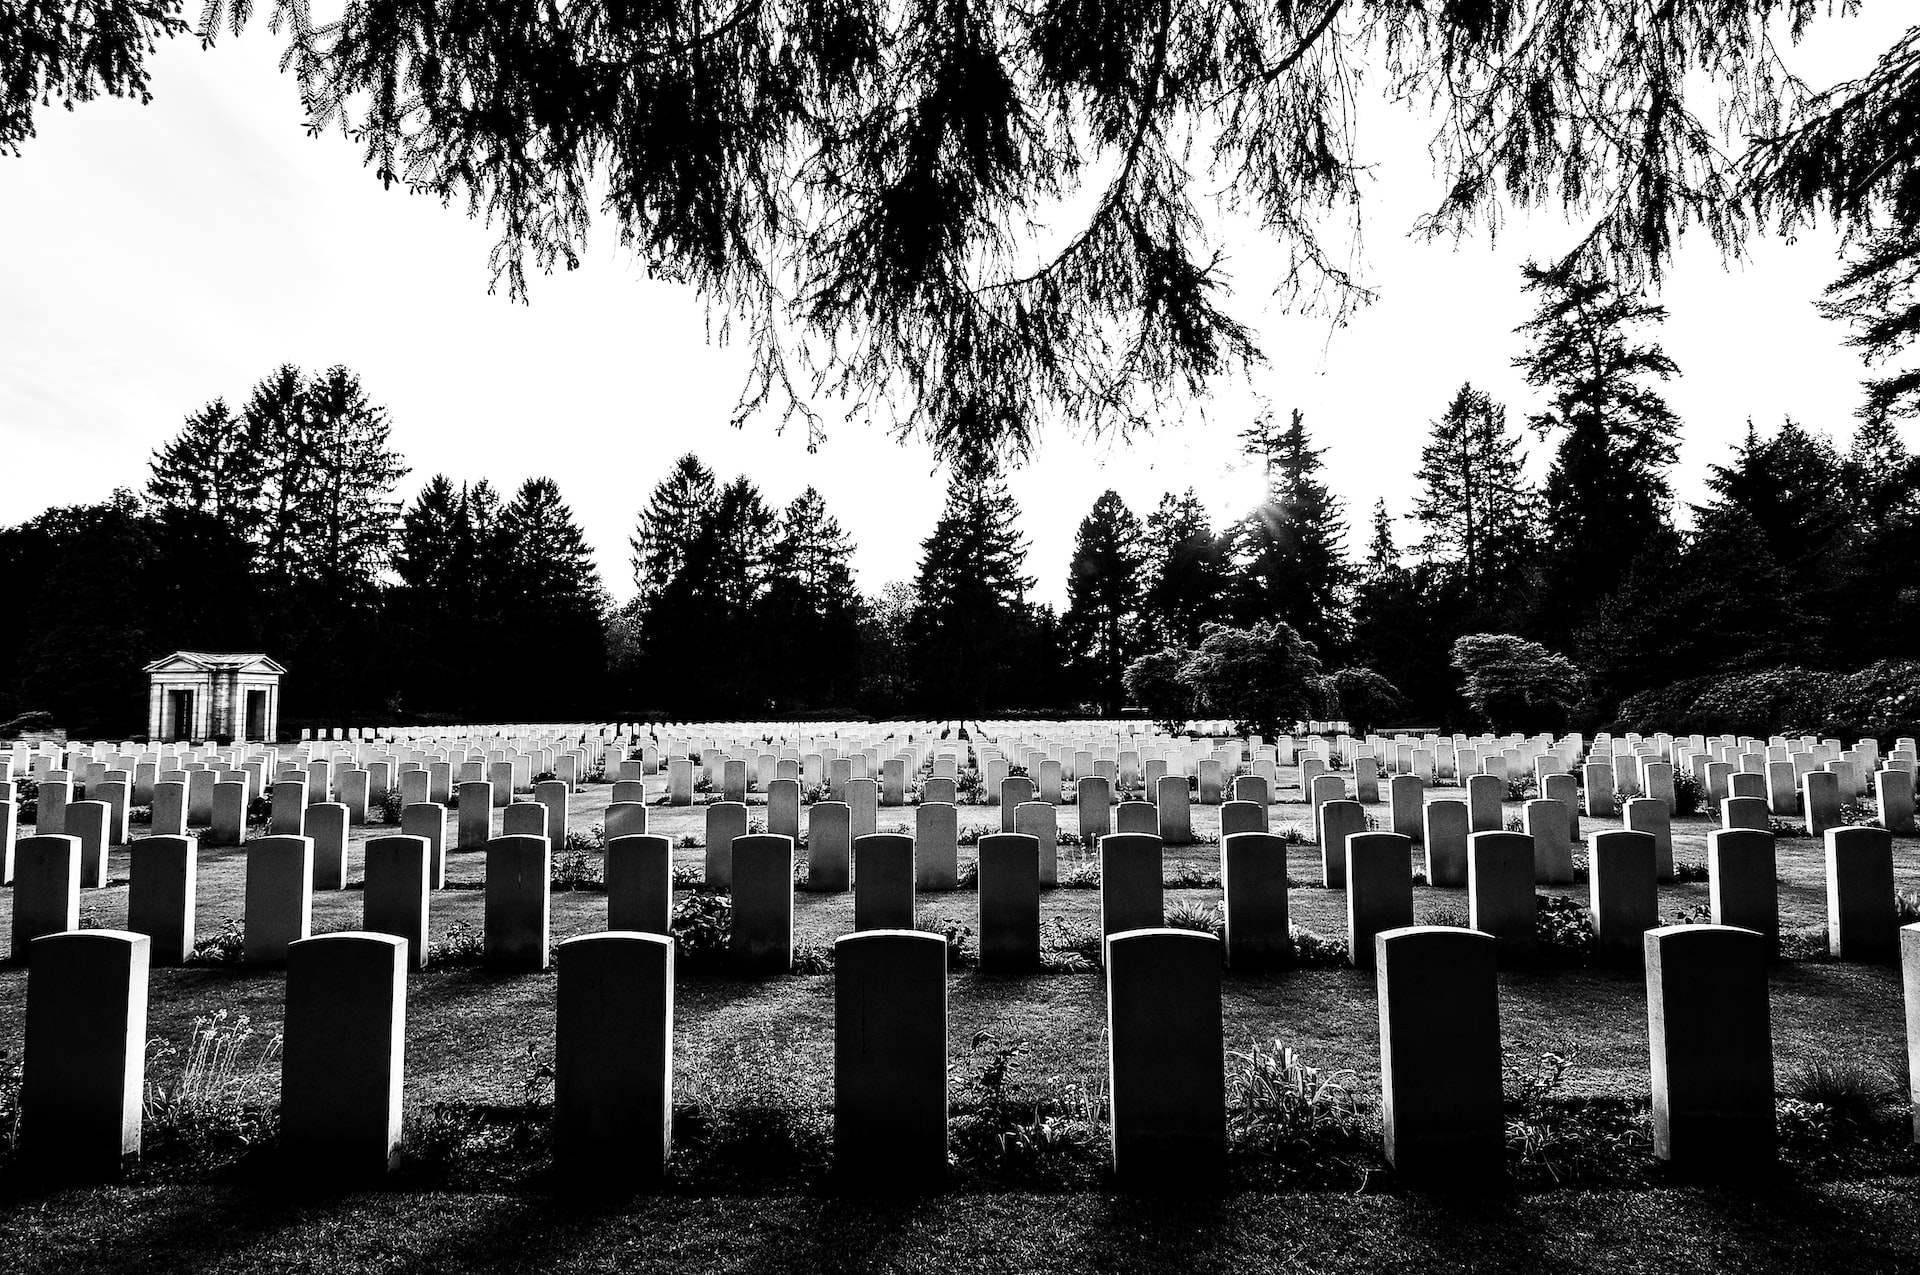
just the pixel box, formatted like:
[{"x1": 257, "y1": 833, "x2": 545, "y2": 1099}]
[{"x1": 143, "y1": 651, "x2": 286, "y2": 743}]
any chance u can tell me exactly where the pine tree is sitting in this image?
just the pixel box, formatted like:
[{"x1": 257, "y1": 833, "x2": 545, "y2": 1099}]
[
  {"x1": 1230, "y1": 408, "x2": 1352, "y2": 657},
  {"x1": 1514, "y1": 264, "x2": 1679, "y2": 636},
  {"x1": 296, "y1": 365, "x2": 408, "y2": 596},
  {"x1": 1062, "y1": 490, "x2": 1145, "y2": 714},
  {"x1": 766, "y1": 486, "x2": 864, "y2": 706},
  {"x1": 1142, "y1": 488, "x2": 1231, "y2": 646},
  {"x1": 1411, "y1": 383, "x2": 1537, "y2": 617},
  {"x1": 709, "y1": 476, "x2": 779, "y2": 616},
  {"x1": 1819, "y1": 228, "x2": 1920, "y2": 430},
  {"x1": 146, "y1": 398, "x2": 264, "y2": 531},
  {"x1": 630, "y1": 454, "x2": 719, "y2": 601},
  {"x1": 496, "y1": 478, "x2": 607, "y2": 714},
  {"x1": 908, "y1": 459, "x2": 1035, "y2": 714}
]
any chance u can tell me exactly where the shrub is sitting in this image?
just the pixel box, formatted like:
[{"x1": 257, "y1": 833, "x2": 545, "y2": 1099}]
[
  {"x1": 1672, "y1": 771, "x2": 1703, "y2": 817},
  {"x1": 1770, "y1": 817, "x2": 1811, "y2": 838},
  {"x1": 370, "y1": 786, "x2": 403, "y2": 825},
  {"x1": 1057, "y1": 859, "x2": 1101, "y2": 888},
  {"x1": 1896, "y1": 890, "x2": 1920, "y2": 925},
  {"x1": 1164, "y1": 862, "x2": 1222, "y2": 889},
  {"x1": 1287, "y1": 924, "x2": 1348, "y2": 967},
  {"x1": 1418, "y1": 901, "x2": 1468, "y2": 928},
  {"x1": 140, "y1": 1013, "x2": 283, "y2": 1173},
  {"x1": 1164, "y1": 900, "x2": 1223, "y2": 938},
  {"x1": 672, "y1": 892, "x2": 732, "y2": 969},
  {"x1": 948, "y1": 1031, "x2": 1107, "y2": 1188},
  {"x1": 792, "y1": 943, "x2": 834, "y2": 974},
  {"x1": 427, "y1": 920, "x2": 486, "y2": 966},
  {"x1": 913, "y1": 910, "x2": 975, "y2": 968},
  {"x1": 550, "y1": 849, "x2": 604, "y2": 891},
  {"x1": 188, "y1": 919, "x2": 247, "y2": 967},
  {"x1": 0, "y1": 1048, "x2": 20, "y2": 1163},
  {"x1": 1040, "y1": 915, "x2": 1101, "y2": 971},
  {"x1": 1534, "y1": 895, "x2": 1598, "y2": 965},
  {"x1": 1225, "y1": 1040, "x2": 1374, "y2": 1188},
  {"x1": 1671, "y1": 860, "x2": 1709, "y2": 883},
  {"x1": 1840, "y1": 799, "x2": 1884, "y2": 828}
]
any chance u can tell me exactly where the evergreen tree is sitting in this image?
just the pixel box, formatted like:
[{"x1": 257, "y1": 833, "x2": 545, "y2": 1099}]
[
  {"x1": 495, "y1": 477, "x2": 608, "y2": 714},
  {"x1": 629, "y1": 454, "x2": 718, "y2": 601},
  {"x1": 1061, "y1": 490, "x2": 1145, "y2": 714},
  {"x1": 709, "y1": 476, "x2": 779, "y2": 616},
  {"x1": 1819, "y1": 229, "x2": 1920, "y2": 430},
  {"x1": 1514, "y1": 264, "x2": 1679, "y2": 638},
  {"x1": 1142, "y1": 488, "x2": 1230, "y2": 647},
  {"x1": 1351, "y1": 499, "x2": 1457, "y2": 727},
  {"x1": 908, "y1": 460, "x2": 1035, "y2": 714},
  {"x1": 297, "y1": 365, "x2": 408, "y2": 597},
  {"x1": 145, "y1": 398, "x2": 264, "y2": 531},
  {"x1": 1229, "y1": 408, "x2": 1353, "y2": 656},
  {"x1": 1411, "y1": 383, "x2": 1537, "y2": 618},
  {"x1": 767, "y1": 487, "x2": 864, "y2": 707}
]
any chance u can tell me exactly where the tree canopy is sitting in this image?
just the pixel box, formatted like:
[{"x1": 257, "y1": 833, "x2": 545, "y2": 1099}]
[{"x1": 11, "y1": 2, "x2": 1908, "y2": 464}]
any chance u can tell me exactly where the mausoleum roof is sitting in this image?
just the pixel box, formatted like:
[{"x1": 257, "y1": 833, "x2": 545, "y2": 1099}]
[{"x1": 143, "y1": 651, "x2": 287, "y2": 676}]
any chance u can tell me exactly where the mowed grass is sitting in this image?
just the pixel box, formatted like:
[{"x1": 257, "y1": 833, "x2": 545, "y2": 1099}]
[{"x1": 3, "y1": 767, "x2": 1920, "y2": 1272}]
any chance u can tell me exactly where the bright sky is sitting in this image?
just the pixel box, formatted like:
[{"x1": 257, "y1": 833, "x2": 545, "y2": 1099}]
[{"x1": 1, "y1": 8, "x2": 1911, "y2": 609}]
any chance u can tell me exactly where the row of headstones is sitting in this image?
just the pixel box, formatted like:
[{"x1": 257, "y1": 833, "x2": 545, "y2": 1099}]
[{"x1": 15, "y1": 916, "x2": 1878, "y2": 1186}]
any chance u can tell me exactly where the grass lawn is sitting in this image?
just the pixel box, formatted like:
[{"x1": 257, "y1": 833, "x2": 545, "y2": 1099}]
[{"x1": 3, "y1": 764, "x2": 1919, "y2": 1272}]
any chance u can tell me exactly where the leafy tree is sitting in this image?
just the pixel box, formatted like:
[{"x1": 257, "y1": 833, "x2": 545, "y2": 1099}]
[
  {"x1": 1449, "y1": 633, "x2": 1583, "y2": 734},
  {"x1": 1142, "y1": 488, "x2": 1230, "y2": 647},
  {"x1": 1062, "y1": 490, "x2": 1144, "y2": 714},
  {"x1": 1411, "y1": 383, "x2": 1537, "y2": 617},
  {"x1": 1178, "y1": 621, "x2": 1326, "y2": 739},
  {"x1": 22, "y1": 1, "x2": 1844, "y2": 461},
  {"x1": 1514, "y1": 265, "x2": 1679, "y2": 637},
  {"x1": 1327, "y1": 668, "x2": 1406, "y2": 736},
  {"x1": 1122, "y1": 647, "x2": 1194, "y2": 733},
  {"x1": 908, "y1": 459, "x2": 1035, "y2": 714},
  {"x1": 1230, "y1": 408, "x2": 1352, "y2": 656}
]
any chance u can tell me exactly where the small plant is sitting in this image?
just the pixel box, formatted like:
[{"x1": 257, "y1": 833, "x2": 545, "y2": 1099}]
[
  {"x1": 671, "y1": 862, "x2": 706, "y2": 888},
  {"x1": 676, "y1": 834, "x2": 704, "y2": 849},
  {"x1": 1897, "y1": 890, "x2": 1920, "y2": 926},
  {"x1": 948, "y1": 1030, "x2": 1107, "y2": 1187},
  {"x1": 1418, "y1": 901, "x2": 1469, "y2": 928},
  {"x1": 188, "y1": 919, "x2": 247, "y2": 967},
  {"x1": 1672, "y1": 771, "x2": 1703, "y2": 817},
  {"x1": 914, "y1": 910, "x2": 975, "y2": 967},
  {"x1": 564, "y1": 824, "x2": 606, "y2": 853},
  {"x1": 1670, "y1": 860, "x2": 1709, "y2": 884},
  {"x1": 1271, "y1": 821, "x2": 1310, "y2": 845},
  {"x1": 371, "y1": 786, "x2": 404, "y2": 825},
  {"x1": 246, "y1": 795, "x2": 273, "y2": 826},
  {"x1": 1057, "y1": 859, "x2": 1102, "y2": 888},
  {"x1": 1163, "y1": 862, "x2": 1221, "y2": 889},
  {"x1": 1164, "y1": 899, "x2": 1223, "y2": 937},
  {"x1": 550, "y1": 848, "x2": 604, "y2": 891},
  {"x1": 671, "y1": 892, "x2": 732, "y2": 969},
  {"x1": 1503, "y1": 814, "x2": 1526, "y2": 832},
  {"x1": 427, "y1": 920, "x2": 486, "y2": 965},
  {"x1": 1287, "y1": 924, "x2": 1348, "y2": 967},
  {"x1": 792, "y1": 943, "x2": 834, "y2": 974},
  {"x1": 1839, "y1": 799, "x2": 1884, "y2": 828},
  {"x1": 1225, "y1": 1040, "x2": 1373, "y2": 1187},
  {"x1": 142, "y1": 1011, "x2": 282, "y2": 1161},
  {"x1": 0, "y1": 1047, "x2": 21, "y2": 1161},
  {"x1": 1769, "y1": 817, "x2": 1811, "y2": 838},
  {"x1": 1534, "y1": 895, "x2": 1598, "y2": 965}
]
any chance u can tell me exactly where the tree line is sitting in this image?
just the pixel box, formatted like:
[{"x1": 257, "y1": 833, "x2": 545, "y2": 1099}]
[{"x1": 1, "y1": 259, "x2": 1917, "y2": 740}]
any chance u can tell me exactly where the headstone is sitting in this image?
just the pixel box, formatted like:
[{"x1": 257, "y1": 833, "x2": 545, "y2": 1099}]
[
  {"x1": 1645, "y1": 925, "x2": 1775, "y2": 1173},
  {"x1": 723, "y1": 758, "x2": 748, "y2": 805},
  {"x1": 977, "y1": 833, "x2": 1041, "y2": 971},
  {"x1": 127, "y1": 835, "x2": 196, "y2": 966},
  {"x1": 67, "y1": 800, "x2": 110, "y2": 889},
  {"x1": 244, "y1": 835, "x2": 314, "y2": 965},
  {"x1": 270, "y1": 780, "x2": 306, "y2": 836},
  {"x1": 1106, "y1": 929, "x2": 1225, "y2": 1188},
  {"x1": 1155, "y1": 774, "x2": 1191, "y2": 845},
  {"x1": 150, "y1": 781, "x2": 188, "y2": 838},
  {"x1": 1376, "y1": 926, "x2": 1503, "y2": 1182},
  {"x1": 20, "y1": 929, "x2": 149, "y2": 1177},
  {"x1": 11, "y1": 835, "x2": 81, "y2": 961},
  {"x1": 282, "y1": 933, "x2": 408, "y2": 1179},
  {"x1": 455, "y1": 782, "x2": 493, "y2": 850},
  {"x1": 605, "y1": 800, "x2": 648, "y2": 843},
  {"x1": 704, "y1": 801, "x2": 750, "y2": 891},
  {"x1": 1013, "y1": 801, "x2": 1059, "y2": 887},
  {"x1": 484, "y1": 835, "x2": 551, "y2": 970},
  {"x1": 854, "y1": 834, "x2": 916, "y2": 931},
  {"x1": 1098, "y1": 833, "x2": 1164, "y2": 962},
  {"x1": 1317, "y1": 800, "x2": 1367, "y2": 889},
  {"x1": 554, "y1": 932, "x2": 674, "y2": 1183},
  {"x1": 308, "y1": 802, "x2": 350, "y2": 891},
  {"x1": 1803, "y1": 770, "x2": 1842, "y2": 837},
  {"x1": 503, "y1": 801, "x2": 547, "y2": 840},
  {"x1": 807, "y1": 801, "x2": 853, "y2": 892},
  {"x1": 1706, "y1": 828, "x2": 1777, "y2": 948},
  {"x1": 1465, "y1": 774, "x2": 1503, "y2": 833},
  {"x1": 1077, "y1": 777, "x2": 1112, "y2": 842},
  {"x1": 1904, "y1": 924, "x2": 1920, "y2": 1141},
  {"x1": 1589, "y1": 830, "x2": 1658, "y2": 965},
  {"x1": 534, "y1": 779, "x2": 570, "y2": 850},
  {"x1": 1219, "y1": 799, "x2": 1265, "y2": 838},
  {"x1": 1196, "y1": 759, "x2": 1224, "y2": 806},
  {"x1": 400, "y1": 802, "x2": 449, "y2": 889},
  {"x1": 1221, "y1": 832, "x2": 1290, "y2": 968},
  {"x1": 915, "y1": 802, "x2": 959, "y2": 890},
  {"x1": 767, "y1": 778, "x2": 801, "y2": 843},
  {"x1": 1766, "y1": 761, "x2": 1798, "y2": 816},
  {"x1": 1826, "y1": 825, "x2": 1897, "y2": 962},
  {"x1": 1543, "y1": 772, "x2": 1581, "y2": 841},
  {"x1": 1345, "y1": 832, "x2": 1414, "y2": 969},
  {"x1": 847, "y1": 777, "x2": 879, "y2": 841},
  {"x1": 730, "y1": 835, "x2": 794, "y2": 972},
  {"x1": 667, "y1": 758, "x2": 693, "y2": 807},
  {"x1": 1389, "y1": 775, "x2": 1423, "y2": 843},
  {"x1": 1876, "y1": 768, "x2": 1916, "y2": 835},
  {"x1": 1422, "y1": 799, "x2": 1470, "y2": 888},
  {"x1": 1625, "y1": 797, "x2": 1674, "y2": 880},
  {"x1": 998, "y1": 776, "x2": 1036, "y2": 826},
  {"x1": 834, "y1": 930, "x2": 947, "y2": 1185},
  {"x1": 1468, "y1": 831, "x2": 1536, "y2": 956},
  {"x1": 363, "y1": 835, "x2": 431, "y2": 972},
  {"x1": 1523, "y1": 799, "x2": 1574, "y2": 885},
  {"x1": 1116, "y1": 801, "x2": 1158, "y2": 835},
  {"x1": 1582, "y1": 763, "x2": 1616, "y2": 819}
]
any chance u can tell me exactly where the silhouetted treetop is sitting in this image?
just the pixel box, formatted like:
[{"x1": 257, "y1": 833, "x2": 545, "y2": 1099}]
[{"x1": 79, "y1": 0, "x2": 1866, "y2": 463}]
